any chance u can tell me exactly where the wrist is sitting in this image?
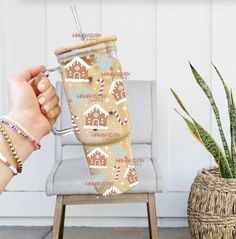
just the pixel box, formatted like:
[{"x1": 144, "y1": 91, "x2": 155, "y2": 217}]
[
  {"x1": 0, "y1": 124, "x2": 33, "y2": 164},
  {"x1": 6, "y1": 111, "x2": 46, "y2": 142}
]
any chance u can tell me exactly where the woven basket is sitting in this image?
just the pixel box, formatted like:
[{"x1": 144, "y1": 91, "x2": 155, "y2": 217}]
[{"x1": 188, "y1": 167, "x2": 236, "y2": 239}]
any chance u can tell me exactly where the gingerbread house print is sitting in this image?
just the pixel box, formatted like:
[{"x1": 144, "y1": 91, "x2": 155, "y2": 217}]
[
  {"x1": 87, "y1": 147, "x2": 108, "y2": 169},
  {"x1": 83, "y1": 103, "x2": 109, "y2": 129},
  {"x1": 103, "y1": 186, "x2": 121, "y2": 196},
  {"x1": 83, "y1": 55, "x2": 95, "y2": 65},
  {"x1": 124, "y1": 165, "x2": 139, "y2": 188},
  {"x1": 64, "y1": 56, "x2": 90, "y2": 83},
  {"x1": 109, "y1": 79, "x2": 127, "y2": 105}
]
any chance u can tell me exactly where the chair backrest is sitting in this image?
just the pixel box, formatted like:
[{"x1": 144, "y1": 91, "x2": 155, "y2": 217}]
[{"x1": 55, "y1": 80, "x2": 158, "y2": 166}]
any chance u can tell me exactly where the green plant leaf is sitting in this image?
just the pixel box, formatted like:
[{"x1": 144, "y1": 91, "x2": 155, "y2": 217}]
[
  {"x1": 212, "y1": 64, "x2": 235, "y2": 175},
  {"x1": 171, "y1": 89, "x2": 190, "y2": 115},
  {"x1": 192, "y1": 120, "x2": 232, "y2": 178},
  {"x1": 230, "y1": 91, "x2": 236, "y2": 174},
  {"x1": 212, "y1": 64, "x2": 236, "y2": 175},
  {"x1": 172, "y1": 97, "x2": 232, "y2": 178},
  {"x1": 174, "y1": 108, "x2": 202, "y2": 144},
  {"x1": 189, "y1": 63, "x2": 232, "y2": 167}
]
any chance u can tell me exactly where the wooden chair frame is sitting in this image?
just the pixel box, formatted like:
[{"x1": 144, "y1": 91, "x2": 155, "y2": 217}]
[{"x1": 52, "y1": 193, "x2": 158, "y2": 239}]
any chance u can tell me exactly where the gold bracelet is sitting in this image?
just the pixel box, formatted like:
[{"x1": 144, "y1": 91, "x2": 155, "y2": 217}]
[{"x1": 0, "y1": 124, "x2": 23, "y2": 173}]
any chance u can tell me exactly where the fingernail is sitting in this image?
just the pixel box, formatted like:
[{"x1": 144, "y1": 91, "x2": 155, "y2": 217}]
[
  {"x1": 38, "y1": 97, "x2": 46, "y2": 105},
  {"x1": 38, "y1": 83, "x2": 46, "y2": 91},
  {"x1": 44, "y1": 105, "x2": 49, "y2": 112}
]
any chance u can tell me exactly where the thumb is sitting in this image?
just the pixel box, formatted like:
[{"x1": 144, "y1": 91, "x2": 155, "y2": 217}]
[{"x1": 9, "y1": 65, "x2": 46, "y2": 83}]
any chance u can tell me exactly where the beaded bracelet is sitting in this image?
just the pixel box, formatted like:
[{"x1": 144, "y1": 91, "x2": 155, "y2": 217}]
[
  {"x1": 0, "y1": 116, "x2": 41, "y2": 150},
  {"x1": 0, "y1": 124, "x2": 23, "y2": 173},
  {"x1": 0, "y1": 152, "x2": 18, "y2": 175}
]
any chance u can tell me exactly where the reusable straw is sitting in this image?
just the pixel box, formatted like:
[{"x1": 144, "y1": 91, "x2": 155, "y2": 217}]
[
  {"x1": 43, "y1": 7, "x2": 84, "y2": 77},
  {"x1": 49, "y1": 6, "x2": 86, "y2": 136},
  {"x1": 71, "y1": 6, "x2": 85, "y2": 41}
]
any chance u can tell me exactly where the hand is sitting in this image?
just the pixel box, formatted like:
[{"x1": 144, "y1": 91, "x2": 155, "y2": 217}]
[{"x1": 7, "y1": 66, "x2": 61, "y2": 141}]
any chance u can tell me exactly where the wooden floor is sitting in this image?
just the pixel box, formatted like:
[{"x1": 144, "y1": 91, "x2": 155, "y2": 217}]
[{"x1": 0, "y1": 227, "x2": 190, "y2": 239}]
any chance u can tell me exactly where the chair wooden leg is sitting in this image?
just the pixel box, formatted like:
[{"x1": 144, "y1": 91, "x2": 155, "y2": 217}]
[
  {"x1": 147, "y1": 193, "x2": 158, "y2": 239},
  {"x1": 52, "y1": 195, "x2": 66, "y2": 239},
  {"x1": 59, "y1": 204, "x2": 66, "y2": 239}
]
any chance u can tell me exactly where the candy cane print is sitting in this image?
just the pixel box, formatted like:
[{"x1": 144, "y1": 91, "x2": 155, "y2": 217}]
[
  {"x1": 113, "y1": 165, "x2": 121, "y2": 181},
  {"x1": 112, "y1": 109, "x2": 128, "y2": 126},
  {"x1": 96, "y1": 78, "x2": 105, "y2": 96},
  {"x1": 71, "y1": 115, "x2": 80, "y2": 134}
]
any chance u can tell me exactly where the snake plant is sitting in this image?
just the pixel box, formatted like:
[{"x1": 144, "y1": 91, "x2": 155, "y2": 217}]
[{"x1": 171, "y1": 63, "x2": 236, "y2": 178}]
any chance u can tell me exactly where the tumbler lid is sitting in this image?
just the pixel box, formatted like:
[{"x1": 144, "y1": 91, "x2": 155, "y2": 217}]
[{"x1": 55, "y1": 35, "x2": 117, "y2": 55}]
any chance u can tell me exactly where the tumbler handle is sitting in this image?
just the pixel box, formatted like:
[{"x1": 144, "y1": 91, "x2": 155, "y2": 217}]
[
  {"x1": 43, "y1": 66, "x2": 60, "y2": 77},
  {"x1": 51, "y1": 127, "x2": 74, "y2": 136},
  {"x1": 43, "y1": 67, "x2": 75, "y2": 136}
]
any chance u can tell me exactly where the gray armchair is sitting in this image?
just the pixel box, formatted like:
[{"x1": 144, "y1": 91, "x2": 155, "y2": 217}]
[{"x1": 46, "y1": 80, "x2": 161, "y2": 239}]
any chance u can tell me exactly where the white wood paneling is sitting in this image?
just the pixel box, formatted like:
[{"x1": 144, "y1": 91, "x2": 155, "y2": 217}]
[
  {"x1": 1, "y1": 0, "x2": 234, "y2": 227},
  {"x1": 211, "y1": 0, "x2": 236, "y2": 155},
  {"x1": 101, "y1": 0, "x2": 156, "y2": 82},
  {"x1": 46, "y1": 0, "x2": 101, "y2": 68},
  {"x1": 0, "y1": 192, "x2": 187, "y2": 218},
  {"x1": 3, "y1": 0, "x2": 46, "y2": 78},
  {"x1": 158, "y1": 0, "x2": 213, "y2": 192},
  {"x1": 2, "y1": 0, "x2": 53, "y2": 192},
  {"x1": 0, "y1": 1, "x2": 5, "y2": 115}
]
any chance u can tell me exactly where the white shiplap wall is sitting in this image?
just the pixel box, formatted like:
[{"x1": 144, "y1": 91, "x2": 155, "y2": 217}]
[{"x1": 0, "y1": 0, "x2": 234, "y2": 227}]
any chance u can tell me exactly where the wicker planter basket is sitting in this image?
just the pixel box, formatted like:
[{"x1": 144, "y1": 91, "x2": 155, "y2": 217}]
[{"x1": 188, "y1": 167, "x2": 236, "y2": 239}]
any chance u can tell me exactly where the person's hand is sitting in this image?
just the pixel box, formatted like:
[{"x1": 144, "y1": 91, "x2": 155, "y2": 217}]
[{"x1": 6, "y1": 65, "x2": 61, "y2": 141}]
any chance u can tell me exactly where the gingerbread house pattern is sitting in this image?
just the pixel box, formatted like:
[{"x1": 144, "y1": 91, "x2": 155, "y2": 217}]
[
  {"x1": 87, "y1": 147, "x2": 108, "y2": 169},
  {"x1": 124, "y1": 165, "x2": 139, "y2": 188},
  {"x1": 103, "y1": 186, "x2": 121, "y2": 196},
  {"x1": 64, "y1": 56, "x2": 90, "y2": 82},
  {"x1": 109, "y1": 79, "x2": 127, "y2": 105},
  {"x1": 83, "y1": 103, "x2": 109, "y2": 129}
]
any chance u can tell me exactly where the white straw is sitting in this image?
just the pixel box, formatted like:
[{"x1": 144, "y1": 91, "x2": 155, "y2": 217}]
[{"x1": 71, "y1": 6, "x2": 85, "y2": 41}]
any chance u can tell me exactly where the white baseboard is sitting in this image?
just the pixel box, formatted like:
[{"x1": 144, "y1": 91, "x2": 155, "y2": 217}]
[
  {"x1": 0, "y1": 191, "x2": 189, "y2": 227},
  {"x1": 0, "y1": 217, "x2": 188, "y2": 228},
  {"x1": 0, "y1": 192, "x2": 188, "y2": 217}
]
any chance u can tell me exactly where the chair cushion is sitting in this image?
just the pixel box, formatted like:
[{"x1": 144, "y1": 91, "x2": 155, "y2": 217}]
[{"x1": 46, "y1": 156, "x2": 157, "y2": 195}]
